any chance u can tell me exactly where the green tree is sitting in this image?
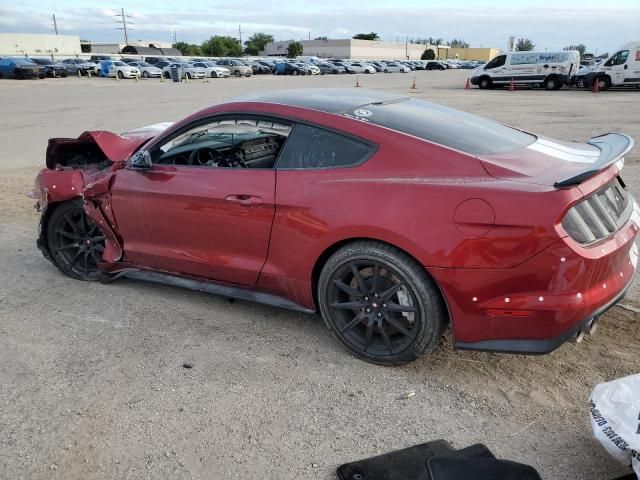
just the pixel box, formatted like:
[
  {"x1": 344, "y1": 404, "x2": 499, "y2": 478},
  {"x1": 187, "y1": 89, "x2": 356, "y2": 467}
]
[
  {"x1": 315, "y1": 36, "x2": 328, "y2": 41},
  {"x1": 80, "y1": 41, "x2": 91, "y2": 53},
  {"x1": 421, "y1": 49, "x2": 436, "y2": 60},
  {"x1": 563, "y1": 44, "x2": 587, "y2": 57},
  {"x1": 352, "y1": 32, "x2": 379, "y2": 41},
  {"x1": 244, "y1": 32, "x2": 274, "y2": 55},
  {"x1": 287, "y1": 41, "x2": 303, "y2": 58},
  {"x1": 515, "y1": 38, "x2": 535, "y2": 51},
  {"x1": 173, "y1": 42, "x2": 202, "y2": 56},
  {"x1": 201, "y1": 36, "x2": 243, "y2": 57},
  {"x1": 449, "y1": 38, "x2": 469, "y2": 48}
]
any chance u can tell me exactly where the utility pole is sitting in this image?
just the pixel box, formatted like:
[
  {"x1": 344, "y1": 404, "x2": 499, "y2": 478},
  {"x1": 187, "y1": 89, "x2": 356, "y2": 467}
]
[
  {"x1": 115, "y1": 8, "x2": 134, "y2": 45},
  {"x1": 52, "y1": 14, "x2": 58, "y2": 34},
  {"x1": 238, "y1": 25, "x2": 243, "y2": 47}
]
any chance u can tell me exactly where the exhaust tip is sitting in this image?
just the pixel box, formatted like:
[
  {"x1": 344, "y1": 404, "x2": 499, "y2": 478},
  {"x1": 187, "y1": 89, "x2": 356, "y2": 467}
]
[
  {"x1": 572, "y1": 329, "x2": 586, "y2": 343},
  {"x1": 587, "y1": 317, "x2": 599, "y2": 335}
]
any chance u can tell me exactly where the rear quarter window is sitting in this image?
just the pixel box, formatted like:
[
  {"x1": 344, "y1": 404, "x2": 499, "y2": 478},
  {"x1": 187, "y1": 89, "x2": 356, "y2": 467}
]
[{"x1": 276, "y1": 124, "x2": 374, "y2": 169}]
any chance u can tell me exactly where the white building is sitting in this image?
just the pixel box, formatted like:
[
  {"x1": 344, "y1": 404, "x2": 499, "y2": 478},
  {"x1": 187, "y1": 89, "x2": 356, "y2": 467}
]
[
  {"x1": 0, "y1": 33, "x2": 82, "y2": 56},
  {"x1": 261, "y1": 38, "x2": 448, "y2": 60}
]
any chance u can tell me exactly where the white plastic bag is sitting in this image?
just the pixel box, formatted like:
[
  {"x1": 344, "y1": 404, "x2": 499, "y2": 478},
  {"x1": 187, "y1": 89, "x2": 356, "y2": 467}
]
[{"x1": 589, "y1": 373, "x2": 640, "y2": 477}]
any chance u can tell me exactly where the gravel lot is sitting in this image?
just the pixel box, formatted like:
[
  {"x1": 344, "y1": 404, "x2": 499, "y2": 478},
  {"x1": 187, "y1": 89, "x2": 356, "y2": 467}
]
[{"x1": 1, "y1": 70, "x2": 639, "y2": 479}]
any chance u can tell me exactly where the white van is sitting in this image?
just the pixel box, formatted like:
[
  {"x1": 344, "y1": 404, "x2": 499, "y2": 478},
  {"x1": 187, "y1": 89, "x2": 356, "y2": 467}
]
[
  {"x1": 296, "y1": 55, "x2": 320, "y2": 64},
  {"x1": 583, "y1": 42, "x2": 640, "y2": 90},
  {"x1": 470, "y1": 50, "x2": 580, "y2": 90}
]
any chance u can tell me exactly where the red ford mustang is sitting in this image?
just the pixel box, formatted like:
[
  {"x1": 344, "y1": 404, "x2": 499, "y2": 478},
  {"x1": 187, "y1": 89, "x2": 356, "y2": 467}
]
[{"x1": 33, "y1": 88, "x2": 638, "y2": 365}]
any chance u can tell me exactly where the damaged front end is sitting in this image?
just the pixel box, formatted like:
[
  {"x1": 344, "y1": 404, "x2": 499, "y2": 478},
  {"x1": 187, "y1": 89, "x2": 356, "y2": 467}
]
[{"x1": 33, "y1": 123, "x2": 171, "y2": 268}]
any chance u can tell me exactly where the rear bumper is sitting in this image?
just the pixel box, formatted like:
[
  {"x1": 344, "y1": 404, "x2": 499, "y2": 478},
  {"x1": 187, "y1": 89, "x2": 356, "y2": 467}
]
[{"x1": 430, "y1": 213, "x2": 639, "y2": 353}]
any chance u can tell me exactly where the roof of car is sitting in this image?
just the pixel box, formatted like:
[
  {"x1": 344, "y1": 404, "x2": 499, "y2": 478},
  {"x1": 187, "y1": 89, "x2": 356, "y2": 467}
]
[{"x1": 232, "y1": 88, "x2": 408, "y2": 115}]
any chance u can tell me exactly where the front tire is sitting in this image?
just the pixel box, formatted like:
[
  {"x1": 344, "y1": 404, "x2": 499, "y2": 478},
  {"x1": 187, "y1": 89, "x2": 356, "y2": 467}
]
[
  {"x1": 478, "y1": 76, "x2": 493, "y2": 89},
  {"x1": 318, "y1": 241, "x2": 446, "y2": 365},
  {"x1": 46, "y1": 201, "x2": 107, "y2": 281},
  {"x1": 234, "y1": 70, "x2": 241, "y2": 77},
  {"x1": 596, "y1": 75, "x2": 611, "y2": 91},
  {"x1": 211, "y1": 72, "x2": 218, "y2": 78},
  {"x1": 117, "y1": 71, "x2": 124, "y2": 79},
  {"x1": 142, "y1": 71, "x2": 149, "y2": 78}
]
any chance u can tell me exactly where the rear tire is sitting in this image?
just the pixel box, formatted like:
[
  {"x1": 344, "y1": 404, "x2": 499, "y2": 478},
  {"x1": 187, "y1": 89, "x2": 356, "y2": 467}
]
[
  {"x1": 318, "y1": 241, "x2": 447, "y2": 366},
  {"x1": 543, "y1": 76, "x2": 560, "y2": 90},
  {"x1": 46, "y1": 201, "x2": 107, "y2": 281}
]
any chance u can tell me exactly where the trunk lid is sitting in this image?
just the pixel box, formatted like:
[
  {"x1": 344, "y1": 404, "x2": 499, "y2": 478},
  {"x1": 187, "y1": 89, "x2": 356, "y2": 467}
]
[{"x1": 480, "y1": 133, "x2": 633, "y2": 187}]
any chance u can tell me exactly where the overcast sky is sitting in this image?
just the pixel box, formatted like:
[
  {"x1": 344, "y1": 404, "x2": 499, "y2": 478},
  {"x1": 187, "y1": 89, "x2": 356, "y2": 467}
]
[{"x1": 1, "y1": 1, "x2": 637, "y2": 55}]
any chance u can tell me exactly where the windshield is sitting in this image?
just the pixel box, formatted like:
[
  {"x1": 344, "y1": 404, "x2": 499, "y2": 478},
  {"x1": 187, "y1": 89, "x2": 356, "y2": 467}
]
[
  {"x1": 114, "y1": 61, "x2": 126, "y2": 66},
  {"x1": 14, "y1": 58, "x2": 36, "y2": 66},
  {"x1": 230, "y1": 60, "x2": 243, "y2": 66},
  {"x1": 347, "y1": 98, "x2": 536, "y2": 156},
  {"x1": 137, "y1": 62, "x2": 152, "y2": 67}
]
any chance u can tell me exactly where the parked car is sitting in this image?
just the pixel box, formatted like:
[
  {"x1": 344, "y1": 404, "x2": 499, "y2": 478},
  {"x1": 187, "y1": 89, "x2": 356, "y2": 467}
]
[
  {"x1": 349, "y1": 62, "x2": 376, "y2": 74},
  {"x1": 0, "y1": 57, "x2": 43, "y2": 79},
  {"x1": 127, "y1": 61, "x2": 162, "y2": 78},
  {"x1": 28, "y1": 58, "x2": 68, "y2": 77},
  {"x1": 256, "y1": 60, "x2": 276, "y2": 73},
  {"x1": 90, "y1": 55, "x2": 114, "y2": 64},
  {"x1": 250, "y1": 61, "x2": 271, "y2": 74},
  {"x1": 34, "y1": 88, "x2": 638, "y2": 365},
  {"x1": 381, "y1": 62, "x2": 409, "y2": 73},
  {"x1": 61, "y1": 58, "x2": 96, "y2": 76},
  {"x1": 97, "y1": 60, "x2": 140, "y2": 79},
  {"x1": 425, "y1": 61, "x2": 446, "y2": 70},
  {"x1": 154, "y1": 61, "x2": 171, "y2": 70},
  {"x1": 316, "y1": 62, "x2": 342, "y2": 74},
  {"x1": 161, "y1": 63, "x2": 206, "y2": 80},
  {"x1": 192, "y1": 61, "x2": 231, "y2": 78},
  {"x1": 214, "y1": 59, "x2": 252, "y2": 77},
  {"x1": 330, "y1": 61, "x2": 356, "y2": 74},
  {"x1": 400, "y1": 61, "x2": 415, "y2": 70},
  {"x1": 296, "y1": 62, "x2": 320, "y2": 75},
  {"x1": 275, "y1": 62, "x2": 305, "y2": 75}
]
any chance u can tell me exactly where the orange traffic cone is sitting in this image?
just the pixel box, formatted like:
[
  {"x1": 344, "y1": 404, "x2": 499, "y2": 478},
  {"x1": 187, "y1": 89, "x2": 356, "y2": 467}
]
[
  {"x1": 592, "y1": 77, "x2": 599, "y2": 94},
  {"x1": 355, "y1": 75, "x2": 361, "y2": 87},
  {"x1": 411, "y1": 76, "x2": 417, "y2": 90},
  {"x1": 464, "y1": 77, "x2": 471, "y2": 90},
  {"x1": 509, "y1": 78, "x2": 515, "y2": 91}
]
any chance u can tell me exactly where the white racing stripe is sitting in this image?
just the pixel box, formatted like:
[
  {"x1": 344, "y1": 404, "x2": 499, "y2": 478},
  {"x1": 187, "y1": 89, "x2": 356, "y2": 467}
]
[{"x1": 527, "y1": 139, "x2": 600, "y2": 163}]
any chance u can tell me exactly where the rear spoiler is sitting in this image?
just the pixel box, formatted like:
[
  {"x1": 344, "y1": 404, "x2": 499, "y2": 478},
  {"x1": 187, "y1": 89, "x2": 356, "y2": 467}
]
[{"x1": 554, "y1": 133, "x2": 634, "y2": 188}]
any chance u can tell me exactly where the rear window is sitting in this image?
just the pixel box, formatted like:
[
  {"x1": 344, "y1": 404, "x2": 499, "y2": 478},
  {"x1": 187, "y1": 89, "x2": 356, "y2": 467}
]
[{"x1": 346, "y1": 98, "x2": 535, "y2": 155}]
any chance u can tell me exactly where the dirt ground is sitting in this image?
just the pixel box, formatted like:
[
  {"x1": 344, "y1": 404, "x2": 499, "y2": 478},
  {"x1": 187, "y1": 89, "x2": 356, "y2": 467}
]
[{"x1": 1, "y1": 70, "x2": 639, "y2": 480}]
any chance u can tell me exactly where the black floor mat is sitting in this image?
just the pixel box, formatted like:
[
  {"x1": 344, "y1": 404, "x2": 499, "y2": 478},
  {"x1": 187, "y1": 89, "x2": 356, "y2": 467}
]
[{"x1": 336, "y1": 439, "x2": 541, "y2": 480}]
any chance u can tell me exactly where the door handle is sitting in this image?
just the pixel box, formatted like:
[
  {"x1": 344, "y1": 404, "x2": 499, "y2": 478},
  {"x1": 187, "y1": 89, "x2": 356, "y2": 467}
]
[{"x1": 225, "y1": 194, "x2": 263, "y2": 206}]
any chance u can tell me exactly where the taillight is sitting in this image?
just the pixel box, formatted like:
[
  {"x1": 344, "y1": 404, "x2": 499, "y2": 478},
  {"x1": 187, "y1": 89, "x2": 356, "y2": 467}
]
[{"x1": 561, "y1": 178, "x2": 632, "y2": 245}]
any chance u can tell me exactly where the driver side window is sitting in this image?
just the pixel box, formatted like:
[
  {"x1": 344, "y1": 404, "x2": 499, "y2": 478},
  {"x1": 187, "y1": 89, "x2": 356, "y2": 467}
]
[
  {"x1": 152, "y1": 117, "x2": 292, "y2": 169},
  {"x1": 485, "y1": 55, "x2": 506, "y2": 69}
]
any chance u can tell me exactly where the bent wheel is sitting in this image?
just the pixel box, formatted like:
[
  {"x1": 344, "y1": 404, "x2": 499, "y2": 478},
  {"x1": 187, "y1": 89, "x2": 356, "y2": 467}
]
[
  {"x1": 318, "y1": 241, "x2": 446, "y2": 365},
  {"x1": 46, "y1": 201, "x2": 106, "y2": 281}
]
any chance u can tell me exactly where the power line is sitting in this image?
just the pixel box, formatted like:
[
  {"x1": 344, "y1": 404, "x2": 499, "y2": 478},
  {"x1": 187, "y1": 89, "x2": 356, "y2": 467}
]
[{"x1": 115, "y1": 8, "x2": 134, "y2": 45}]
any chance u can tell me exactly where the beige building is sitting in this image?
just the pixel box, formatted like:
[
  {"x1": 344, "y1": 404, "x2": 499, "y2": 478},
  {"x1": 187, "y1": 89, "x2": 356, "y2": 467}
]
[
  {"x1": 445, "y1": 47, "x2": 500, "y2": 61},
  {"x1": 261, "y1": 38, "x2": 448, "y2": 60},
  {"x1": 0, "y1": 33, "x2": 81, "y2": 56}
]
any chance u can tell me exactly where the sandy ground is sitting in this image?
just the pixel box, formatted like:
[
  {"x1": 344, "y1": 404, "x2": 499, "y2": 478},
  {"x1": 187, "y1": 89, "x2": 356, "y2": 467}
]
[{"x1": 0, "y1": 71, "x2": 638, "y2": 479}]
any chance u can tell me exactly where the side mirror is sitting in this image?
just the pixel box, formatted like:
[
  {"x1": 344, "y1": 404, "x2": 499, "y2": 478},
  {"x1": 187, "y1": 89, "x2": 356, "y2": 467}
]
[{"x1": 128, "y1": 150, "x2": 152, "y2": 170}]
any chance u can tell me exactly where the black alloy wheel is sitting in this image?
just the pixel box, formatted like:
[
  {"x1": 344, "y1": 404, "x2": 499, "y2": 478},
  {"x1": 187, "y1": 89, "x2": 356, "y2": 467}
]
[
  {"x1": 46, "y1": 201, "x2": 106, "y2": 281},
  {"x1": 318, "y1": 241, "x2": 446, "y2": 365}
]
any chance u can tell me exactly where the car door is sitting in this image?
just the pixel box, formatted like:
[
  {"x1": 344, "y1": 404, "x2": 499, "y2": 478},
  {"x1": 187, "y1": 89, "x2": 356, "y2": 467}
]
[
  {"x1": 605, "y1": 50, "x2": 629, "y2": 85},
  {"x1": 483, "y1": 54, "x2": 507, "y2": 80},
  {"x1": 109, "y1": 115, "x2": 292, "y2": 286}
]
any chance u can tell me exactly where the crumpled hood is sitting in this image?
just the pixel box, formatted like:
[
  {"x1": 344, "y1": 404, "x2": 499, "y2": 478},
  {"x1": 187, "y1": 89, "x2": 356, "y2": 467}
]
[
  {"x1": 479, "y1": 133, "x2": 633, "y2": 187},
  {"x1": 46, "y1": 122, "x2": 173, "y2": 168}
]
